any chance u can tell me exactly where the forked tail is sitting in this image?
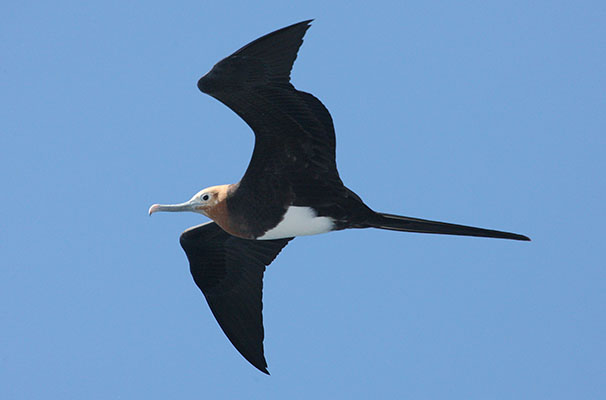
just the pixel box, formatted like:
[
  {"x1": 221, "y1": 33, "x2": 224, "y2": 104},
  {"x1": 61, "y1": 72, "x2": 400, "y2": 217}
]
[{"x1": 369, "y1": 212, "x2": 530, "y2": 241}]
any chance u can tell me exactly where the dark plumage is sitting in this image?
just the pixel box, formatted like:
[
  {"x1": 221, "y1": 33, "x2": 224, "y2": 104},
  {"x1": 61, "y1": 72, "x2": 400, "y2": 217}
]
[
  {"x1": 180, "y1": 222, "x2": 291, "y2": 374},
  {"x1": 150, "y1": 20, "x2": 529, "y2": 374}
]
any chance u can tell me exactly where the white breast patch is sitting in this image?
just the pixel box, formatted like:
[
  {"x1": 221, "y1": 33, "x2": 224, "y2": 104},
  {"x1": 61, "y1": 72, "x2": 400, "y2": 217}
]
[{"x1": 257, "y1": 206, "x2": 335, "y2": 240}]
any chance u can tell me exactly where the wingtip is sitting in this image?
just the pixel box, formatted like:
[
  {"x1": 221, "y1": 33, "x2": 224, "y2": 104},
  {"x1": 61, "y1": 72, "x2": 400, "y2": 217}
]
[
  {"x1": 284, "y1": 19, "x2": 314, "y2": 29},
  {"x1": 251, "y1": 359, "x2": 270, "y2": 375},
  {"x1": 251, "y1": 356, "x2": 270, "y2": 375},
  {"x1": 197, "y1": 19, "x2": 316, "y2": 95}
]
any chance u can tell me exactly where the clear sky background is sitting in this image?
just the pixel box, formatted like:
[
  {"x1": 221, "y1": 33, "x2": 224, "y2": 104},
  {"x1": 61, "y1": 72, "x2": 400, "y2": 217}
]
[{"x1": 2, "y1": 1, "x2": 605, "y2": 399}]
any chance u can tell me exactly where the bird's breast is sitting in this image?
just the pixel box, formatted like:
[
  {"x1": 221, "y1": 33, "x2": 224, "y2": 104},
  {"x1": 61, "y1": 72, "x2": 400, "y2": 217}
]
[{"x1": 257, "y1": 206, "x2": 334, "y2": 240}]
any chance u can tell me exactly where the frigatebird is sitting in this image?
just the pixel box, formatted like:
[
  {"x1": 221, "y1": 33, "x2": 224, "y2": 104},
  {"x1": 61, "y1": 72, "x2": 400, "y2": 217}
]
[{"x1": 149, "y1": 20, "x2": 529, "y2": 374}]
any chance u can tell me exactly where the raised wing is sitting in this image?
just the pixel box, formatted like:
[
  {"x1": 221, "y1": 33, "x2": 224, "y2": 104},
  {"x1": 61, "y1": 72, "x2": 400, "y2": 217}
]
[
  {"x1": 180, "y1": 222, "x2": 292, "y2": 374},
  {"x1": 196, "y1": 20, "x2": 344, "y2": 205}
]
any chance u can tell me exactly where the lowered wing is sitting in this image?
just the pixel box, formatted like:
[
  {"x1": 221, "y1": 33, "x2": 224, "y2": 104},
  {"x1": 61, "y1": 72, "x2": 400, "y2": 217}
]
[{"x1": 180, "y1": 222, "x2": 292, "y2": 373}]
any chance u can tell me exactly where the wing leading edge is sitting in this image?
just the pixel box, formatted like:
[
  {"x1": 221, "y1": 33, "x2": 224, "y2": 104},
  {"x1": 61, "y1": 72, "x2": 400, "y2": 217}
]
[
  {"x1": 196, "y1": 20, "x2": 342, "y2": 199},
  {"x1": 180, "y1": 222, "x2": 292, "y2": 373}
]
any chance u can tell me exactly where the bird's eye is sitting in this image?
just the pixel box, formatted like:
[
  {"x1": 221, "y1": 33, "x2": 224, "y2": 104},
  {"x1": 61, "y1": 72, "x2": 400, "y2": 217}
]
[{"x1": 201, "y1": 194, "x2": 210, "y2": 201}]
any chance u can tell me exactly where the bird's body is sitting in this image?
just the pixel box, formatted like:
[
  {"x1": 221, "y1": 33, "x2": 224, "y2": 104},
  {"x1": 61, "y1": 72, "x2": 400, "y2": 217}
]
[{"x1": 149, "y1": 20, "x2": 529, "y2": 374}]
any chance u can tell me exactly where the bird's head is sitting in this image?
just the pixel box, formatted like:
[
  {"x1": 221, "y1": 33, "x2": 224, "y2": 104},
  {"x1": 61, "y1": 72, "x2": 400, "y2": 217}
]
[{"x1": 149, "y1": 185, "x2": 229, "y2": 218}]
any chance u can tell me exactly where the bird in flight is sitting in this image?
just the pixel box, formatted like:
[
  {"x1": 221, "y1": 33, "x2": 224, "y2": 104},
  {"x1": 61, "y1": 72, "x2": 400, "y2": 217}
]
[{"x1": 149, "y1": 20, "x2": 529, "y2": 374}]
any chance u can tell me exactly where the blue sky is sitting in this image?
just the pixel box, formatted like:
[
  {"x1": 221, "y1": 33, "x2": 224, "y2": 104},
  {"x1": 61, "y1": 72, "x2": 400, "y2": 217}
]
[{"x1": 2, "y1": 1, "x2": 605, "y2": 398}]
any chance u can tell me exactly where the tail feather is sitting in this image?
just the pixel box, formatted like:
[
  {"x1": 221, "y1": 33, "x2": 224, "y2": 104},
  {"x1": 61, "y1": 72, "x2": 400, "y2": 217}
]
[{"x1": 370, "y1": 213, "x2": 530, "y2": 241}]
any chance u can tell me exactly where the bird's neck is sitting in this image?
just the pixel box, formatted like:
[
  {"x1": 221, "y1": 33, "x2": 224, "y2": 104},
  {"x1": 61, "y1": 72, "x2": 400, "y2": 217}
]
[{"x1": 205, "y1": 184, "x2": 254, "y2": 239}]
